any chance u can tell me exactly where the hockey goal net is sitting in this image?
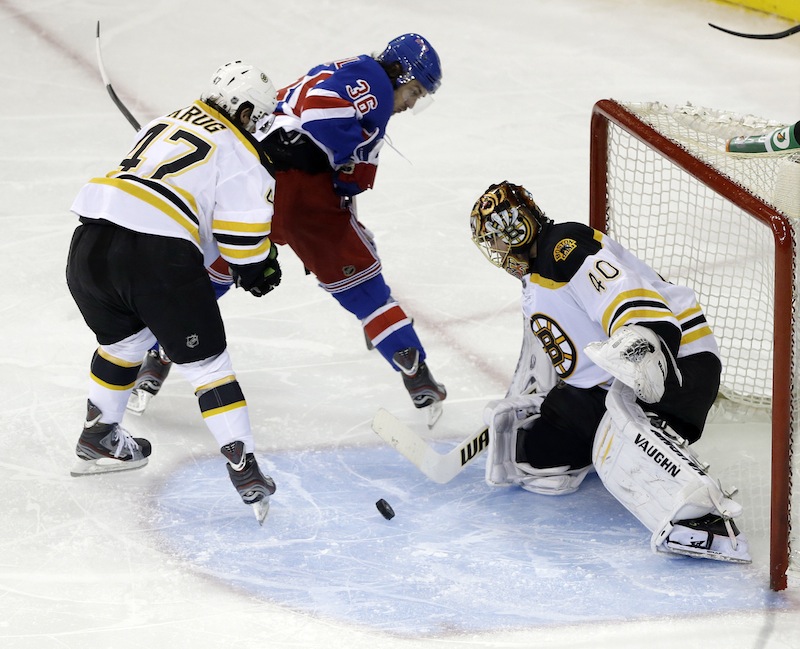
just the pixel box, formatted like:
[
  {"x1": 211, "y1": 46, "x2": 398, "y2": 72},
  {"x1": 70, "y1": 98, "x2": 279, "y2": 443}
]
[{"x1": 590, "y1": 99, "x2": 800, "y2": 591}]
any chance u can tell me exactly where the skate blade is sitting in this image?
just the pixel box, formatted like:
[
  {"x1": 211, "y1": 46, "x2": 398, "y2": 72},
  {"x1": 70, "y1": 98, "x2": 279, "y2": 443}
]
[
  {"x1": 252, "y1": 498, "x2": 270, "y2": 526},
  {"x1": 660, "y1": 541, "x2": 752, "y2": 564},
  {"x1": 425, "y1": 401, "x2": 444, "y2": 429},
  {"x1": 126, "y1": 389, "x2": 153, "y2": 416},
  {"x1": 70, "y1": 456, "x2": 149, "y2": 477}
]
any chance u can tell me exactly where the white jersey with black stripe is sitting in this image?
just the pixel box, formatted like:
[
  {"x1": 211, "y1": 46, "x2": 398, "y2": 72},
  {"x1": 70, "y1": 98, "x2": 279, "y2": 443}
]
[
  {"x1": 521, "y1": 221, "x2": 720, "y2": 390},
  {"x1": 71, "y1": 100, "x2": 275, "y2": 269}
]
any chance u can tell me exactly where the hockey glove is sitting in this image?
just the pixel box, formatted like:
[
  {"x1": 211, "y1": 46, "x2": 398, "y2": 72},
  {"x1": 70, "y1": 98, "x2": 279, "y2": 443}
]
[
  {"x1": 584, "y1": 324, "x2": 678, "y2": 403},
  {"x1": 333, "y1": 161, "x2": 377, "y2": 196},
  {"x1": 230, "y1": 245, "x2": 282, "y2": 297}
]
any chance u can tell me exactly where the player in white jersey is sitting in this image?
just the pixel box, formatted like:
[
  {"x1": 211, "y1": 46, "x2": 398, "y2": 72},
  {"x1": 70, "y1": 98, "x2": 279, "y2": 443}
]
[
  {"x1": 125, "y1": 255, "x2": 234, "y2": 415},
  {"x1": 66, "y1": 61, "x2": 281, "y2": 524},
  {"x1": 469, "y1": 181, "x2": 750, "y2": 563}
]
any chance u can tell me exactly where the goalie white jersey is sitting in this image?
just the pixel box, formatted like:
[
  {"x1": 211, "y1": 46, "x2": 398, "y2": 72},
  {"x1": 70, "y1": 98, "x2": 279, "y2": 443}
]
[
  {"x1": 521, "y1": 221, "x2": 720, "y2": 389},
  {"x1": 71, "y1": 101, "x2": 276, "y2": 269}
]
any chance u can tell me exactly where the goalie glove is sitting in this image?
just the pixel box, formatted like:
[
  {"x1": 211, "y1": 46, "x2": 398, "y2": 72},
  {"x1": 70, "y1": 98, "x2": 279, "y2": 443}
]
[
  {"x1": 230, "y1": 244, "x2": 281, "y2": 297},
  {"x1": 584, "y1": 324, "x2": 679, "y2": 403}
]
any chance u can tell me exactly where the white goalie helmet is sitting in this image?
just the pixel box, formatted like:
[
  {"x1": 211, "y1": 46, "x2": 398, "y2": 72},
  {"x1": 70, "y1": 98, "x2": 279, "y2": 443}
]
[
  {"x1": 200, "y1": 60, "x2": 278, "y2": 132},
  {"x1": 470, "y1": 181, "x2": 548, "y2": 280}
]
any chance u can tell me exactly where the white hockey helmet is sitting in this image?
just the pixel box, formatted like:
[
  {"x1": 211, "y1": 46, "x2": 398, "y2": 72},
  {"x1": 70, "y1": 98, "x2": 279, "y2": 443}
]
[
  {"x1": 470, "y1": 181, "x2": 548, "y2": 280},
  {"x1": 200, "y1": 60, "x2": 277, "y2": 132}
]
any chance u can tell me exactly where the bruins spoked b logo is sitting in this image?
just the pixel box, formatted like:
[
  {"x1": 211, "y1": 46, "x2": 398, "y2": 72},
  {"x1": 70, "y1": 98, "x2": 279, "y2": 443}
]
[{"x1": 529, "y1": 314, "x2": 576, "y2": 378}]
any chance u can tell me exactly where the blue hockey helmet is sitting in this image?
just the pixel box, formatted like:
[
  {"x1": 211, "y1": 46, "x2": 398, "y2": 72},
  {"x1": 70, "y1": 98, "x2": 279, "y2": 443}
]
[{"x1": 377, "y1": 33, "x2": 442, "y2": 94}]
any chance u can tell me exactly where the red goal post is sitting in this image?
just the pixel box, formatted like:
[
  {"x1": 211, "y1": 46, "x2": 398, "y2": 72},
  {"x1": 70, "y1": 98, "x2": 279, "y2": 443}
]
[{"x1": 589, "y1": 98, "x2": 797, "y2": 590}]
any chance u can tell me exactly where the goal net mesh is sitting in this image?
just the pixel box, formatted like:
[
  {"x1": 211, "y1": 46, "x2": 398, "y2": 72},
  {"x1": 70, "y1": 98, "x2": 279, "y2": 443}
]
[{"x1": 594, "y1": 100, "x2": 800, "y2": 588}]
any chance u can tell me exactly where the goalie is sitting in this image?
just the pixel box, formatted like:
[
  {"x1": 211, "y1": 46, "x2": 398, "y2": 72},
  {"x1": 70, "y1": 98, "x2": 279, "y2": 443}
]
[{"x1": 469, "y1": 181, "x2": 750, "y2": 563}]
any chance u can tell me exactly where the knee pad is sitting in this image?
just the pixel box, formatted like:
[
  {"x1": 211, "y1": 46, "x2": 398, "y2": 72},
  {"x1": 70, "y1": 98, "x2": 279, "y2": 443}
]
[
  {"x1": 333, "y1": 275, "x2": 427, "y2": 366},
  {"x1": 173, "y1": 349, "x2": 237, "y2": 394},
  {"x1": 331, "y1": 274, "x2": 391, "y2": 319},
  {"x1": 483, "y1": 392, "x2": 547, "y2": 487},
  {"x1": 593, "y1": 381, "x2": 743, "y2": 552},
  {"x1": 100, "y1": 328, "x2": 158, "y2": 364},
  {"x1": 517, "y1": 463, "x2": 593, "y2": 495}
]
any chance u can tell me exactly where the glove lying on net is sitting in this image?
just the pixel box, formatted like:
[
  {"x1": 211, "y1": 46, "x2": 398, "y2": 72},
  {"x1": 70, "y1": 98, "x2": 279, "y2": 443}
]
[{"x1": 230, "y1": 244, "x2": 282, "y2": 297}]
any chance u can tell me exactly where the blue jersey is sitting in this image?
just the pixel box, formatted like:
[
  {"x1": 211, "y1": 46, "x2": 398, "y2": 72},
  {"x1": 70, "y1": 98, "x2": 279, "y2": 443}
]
[{"x1": 264, "y1": 55, "x2": 393, "y2": 190}]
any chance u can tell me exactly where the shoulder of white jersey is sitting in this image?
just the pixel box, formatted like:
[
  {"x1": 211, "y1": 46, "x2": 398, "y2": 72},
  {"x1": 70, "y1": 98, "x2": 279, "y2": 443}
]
[
  {"x1": 162, "y1": 101, "x2": 273, "y2": 169},
  {"x1": 531, "y1": 222, "x2": 603, "y2": 285}
]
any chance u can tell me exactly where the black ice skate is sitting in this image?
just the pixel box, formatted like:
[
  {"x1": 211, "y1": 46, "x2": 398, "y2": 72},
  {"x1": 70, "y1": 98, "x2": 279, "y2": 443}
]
[
  {"x1": 221, "y1": 441, "x2": 276, "y2": 526},
  {"x1": 393, "y1": 347, "x2": 447, "y2": 428},
  {"x1": 127, "y1": 347, "x2": 172, "y2": 415},
  {"x1": 71, "y1": 400, "x2": 151, "y2": 477}
]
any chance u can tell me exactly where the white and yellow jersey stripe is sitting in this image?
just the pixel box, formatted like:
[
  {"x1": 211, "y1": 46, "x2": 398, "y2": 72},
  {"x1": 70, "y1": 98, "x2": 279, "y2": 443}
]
[
  {"x1": 521, "y1": 222, "x2": 719, "y2": 390},
  {"x1": 71, "y1": 101, "x2": 275, "y2": 268}
]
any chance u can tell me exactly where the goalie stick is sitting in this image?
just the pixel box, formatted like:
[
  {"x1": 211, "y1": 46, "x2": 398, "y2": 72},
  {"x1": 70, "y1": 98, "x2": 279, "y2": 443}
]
[
  {"x1": 708, "y1": 21, "x2": 800, "y2": 40},
  {"x1": 95, "y1": 21, "x2": 142, "y2": 131},
  {"x1": 371, "y1": 408, "x2": 488, "y2": 483}
]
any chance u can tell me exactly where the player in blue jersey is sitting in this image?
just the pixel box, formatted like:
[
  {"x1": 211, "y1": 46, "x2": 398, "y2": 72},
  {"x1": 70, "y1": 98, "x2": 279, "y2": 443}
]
[{"x1": 257, "y1": 34, "x2": 447, "y2": 425}]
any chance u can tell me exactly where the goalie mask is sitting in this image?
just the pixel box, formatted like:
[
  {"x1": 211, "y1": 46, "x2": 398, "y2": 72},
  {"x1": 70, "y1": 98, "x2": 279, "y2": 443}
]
[{"x1": 470, "y1": 181, "x2": 547, "y2": 279}]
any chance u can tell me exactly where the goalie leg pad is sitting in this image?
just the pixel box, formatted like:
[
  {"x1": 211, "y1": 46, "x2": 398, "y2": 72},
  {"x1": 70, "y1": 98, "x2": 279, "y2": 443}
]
[
  {"x1": 517, "y1": 463, "x2": 592, "y2": 495},
  {"x1": 593, "y1": 381, "x2": 750, "y2": 562},
  {"x1": 483, "y1": 393, "x2": 547, "y2": 487}
]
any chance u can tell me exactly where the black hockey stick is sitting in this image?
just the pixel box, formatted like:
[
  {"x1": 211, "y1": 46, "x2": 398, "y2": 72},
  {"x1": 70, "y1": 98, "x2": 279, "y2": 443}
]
[
  {"x1": 708, "y1": 22, "x2": 800, "y2": 40},
  {"x1": 95, "y1": 21, "x2": 141, "y2": 131}
]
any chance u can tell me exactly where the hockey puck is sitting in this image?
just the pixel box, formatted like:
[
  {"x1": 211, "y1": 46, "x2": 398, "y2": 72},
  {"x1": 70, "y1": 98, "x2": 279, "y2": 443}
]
[{"x1": 376, "y1": 498, "x2": 395, "y2": 520}]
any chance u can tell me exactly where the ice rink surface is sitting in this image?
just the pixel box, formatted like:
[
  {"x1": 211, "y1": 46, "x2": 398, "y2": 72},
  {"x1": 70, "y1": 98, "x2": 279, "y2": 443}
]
[{"x1": 2, "y1": 0, "x2": 800, "y2": 646}]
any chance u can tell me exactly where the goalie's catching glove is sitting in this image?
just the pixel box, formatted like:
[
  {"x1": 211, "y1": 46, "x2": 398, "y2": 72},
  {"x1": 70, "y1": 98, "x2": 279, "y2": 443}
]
[
  {"x1": 584, "y1": 324, "x2": 678, "y2": 403},
  {"x1": 230, "y1": 244, "x2": 282, "y2": 297}
]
